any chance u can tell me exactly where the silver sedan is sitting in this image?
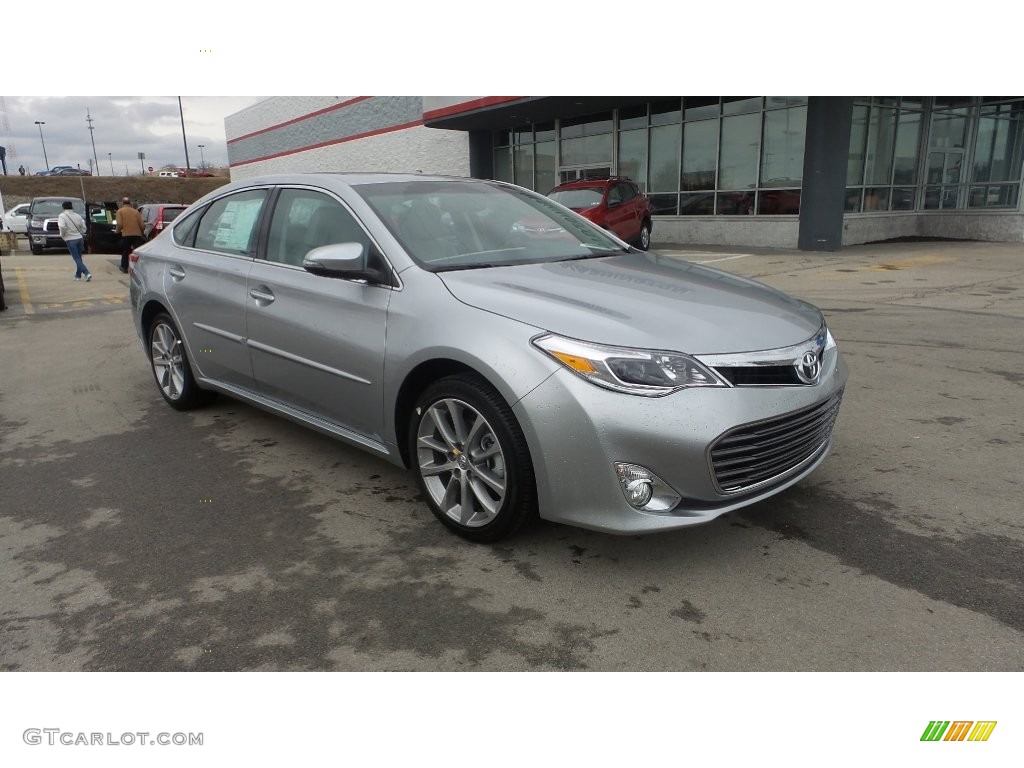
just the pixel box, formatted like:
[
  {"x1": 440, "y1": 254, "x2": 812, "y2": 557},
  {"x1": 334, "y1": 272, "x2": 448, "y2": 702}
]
[{"x1": 130, "y1": 174, "x2": 847, "y2": 541}]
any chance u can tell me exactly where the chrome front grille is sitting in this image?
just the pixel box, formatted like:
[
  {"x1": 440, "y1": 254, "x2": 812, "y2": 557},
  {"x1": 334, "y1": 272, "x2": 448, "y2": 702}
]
[{"x1": 710, "y1": 391, "x2": 843, "y2": 494}]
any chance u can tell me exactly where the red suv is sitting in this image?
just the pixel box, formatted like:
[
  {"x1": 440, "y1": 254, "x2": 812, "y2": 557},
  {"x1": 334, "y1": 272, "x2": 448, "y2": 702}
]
[{"x1": 548, "y1": 177, "x2": 653, "y2": 250}]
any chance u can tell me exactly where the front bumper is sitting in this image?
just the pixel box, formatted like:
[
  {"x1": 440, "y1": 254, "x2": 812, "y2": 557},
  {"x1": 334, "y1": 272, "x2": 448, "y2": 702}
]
[{"x1": 513, "y1": 345, "x2": 848, "y2": 534}]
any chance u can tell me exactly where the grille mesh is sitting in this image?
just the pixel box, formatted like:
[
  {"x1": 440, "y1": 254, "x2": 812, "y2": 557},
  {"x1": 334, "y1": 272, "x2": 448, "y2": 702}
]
[{"x1": 710, "y1": 391, "x2": 843, "y2": 493}]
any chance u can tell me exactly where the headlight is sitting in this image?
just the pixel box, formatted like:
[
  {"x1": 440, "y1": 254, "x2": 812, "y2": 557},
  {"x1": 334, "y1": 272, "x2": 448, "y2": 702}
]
[{"x1": 532, "y1": 333, "x2": 727, "y2": 396}]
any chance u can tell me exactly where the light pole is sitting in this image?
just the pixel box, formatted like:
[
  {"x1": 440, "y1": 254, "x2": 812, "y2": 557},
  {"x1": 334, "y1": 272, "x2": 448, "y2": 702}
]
[
  {"x1": 178, "y1": 97, "x2": 191, "y2": 176},
  {"x1": 197, "y1": 144, "x2": 206, "y2": 170},
  {"x1": 108, "y1": 152, "x2": 114, "y2": 176},
  {"x1": 34, "y1": 121, "x2": 49, "y2": 170}
]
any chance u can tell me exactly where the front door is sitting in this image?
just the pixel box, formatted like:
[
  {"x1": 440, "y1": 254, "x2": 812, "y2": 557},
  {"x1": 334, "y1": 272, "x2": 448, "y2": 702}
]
[{"x1": 245, "y1": 187, "x2": 391, "y2": 444}]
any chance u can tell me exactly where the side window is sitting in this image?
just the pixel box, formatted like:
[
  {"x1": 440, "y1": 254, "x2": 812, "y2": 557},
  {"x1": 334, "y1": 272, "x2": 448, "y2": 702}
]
[
  {"x1": 607, "y1": 185, "x2": 625, "y2": 205},
  {"x1": 265, "y1": 188, "x2": 371, "y2": 268},
  {"x1": 618, "y1": 183, "x2": 637, "y2": 202},
  {"x1": 193, "y1": 189, "x2": 268, "y2": 256}
]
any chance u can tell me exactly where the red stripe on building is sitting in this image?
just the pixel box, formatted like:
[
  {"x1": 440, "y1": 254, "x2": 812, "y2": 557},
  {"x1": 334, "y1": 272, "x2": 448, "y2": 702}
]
[
  {"x1": 230, "y1": 119, "x2": 425, "y2": 167},
  {"x1": 227, "y1": 97, "x2": 374, "y2": 144},
  {"x1": 422, "y1": 96, "x2": 525, "y2": 122}
]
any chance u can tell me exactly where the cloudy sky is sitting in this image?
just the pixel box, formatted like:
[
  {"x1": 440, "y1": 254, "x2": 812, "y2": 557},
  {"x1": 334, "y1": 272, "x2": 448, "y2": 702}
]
[
  {"x1": 1, "y1": 4, "x2": 1012, "y2": 179},
  {"x1": 2, "y1": 97, "x2": 262, "y2": 176}
]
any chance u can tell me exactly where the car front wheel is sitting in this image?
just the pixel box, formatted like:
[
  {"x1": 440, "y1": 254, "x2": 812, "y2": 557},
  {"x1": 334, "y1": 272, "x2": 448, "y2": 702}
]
[
  {"x1": 637, "y1": 220, "x2": 652, "y2": 251},
  {"x1": 410, "y1": 374, "x2": 536, "y2": 542}
]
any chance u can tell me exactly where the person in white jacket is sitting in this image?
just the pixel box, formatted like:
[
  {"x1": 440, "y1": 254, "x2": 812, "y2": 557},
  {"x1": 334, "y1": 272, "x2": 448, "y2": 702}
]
[{"x1": 58, "y1": 201, "x2": 92, "y2": 281}]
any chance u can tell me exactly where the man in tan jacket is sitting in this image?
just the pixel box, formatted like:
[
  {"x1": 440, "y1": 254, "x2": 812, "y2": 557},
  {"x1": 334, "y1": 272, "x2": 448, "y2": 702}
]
[{"x1": 115, "y1": 197, "x2": 145, "y2": 274}]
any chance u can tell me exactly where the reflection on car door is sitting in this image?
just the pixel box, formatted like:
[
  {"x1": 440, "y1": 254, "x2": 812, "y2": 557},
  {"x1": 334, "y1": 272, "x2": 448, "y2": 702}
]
[
  {"x1": 168, "y1": 188, "x2": 268, "y2": 389},
  {"x1": 245, "y1": 187, "x2": 391, "y2": 444}
]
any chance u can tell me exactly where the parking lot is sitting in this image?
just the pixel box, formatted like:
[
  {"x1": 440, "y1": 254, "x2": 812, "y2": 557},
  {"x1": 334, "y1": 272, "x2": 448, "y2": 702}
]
[{"x1": 1, "y1": 239, "x2": 1022, "y2": 671}]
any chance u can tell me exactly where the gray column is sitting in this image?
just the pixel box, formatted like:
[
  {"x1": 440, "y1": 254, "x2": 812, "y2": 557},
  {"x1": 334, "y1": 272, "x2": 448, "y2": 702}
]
[
  {"x1": 797, "y1": 97, "x2": 854, "y2": 251},
  {"x1": 468, "y1": 130, "x2": 493, "y2": 180}
]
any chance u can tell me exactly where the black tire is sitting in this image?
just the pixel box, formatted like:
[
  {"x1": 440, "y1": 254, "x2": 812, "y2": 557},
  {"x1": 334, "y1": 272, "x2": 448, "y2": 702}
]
[
  {"x1": 147, "y1": 312, "x2": 212, "y2": 411},
  {"x1": 30, "y1": 244, "x2": 42, "y2": 255},
  {"x1": 409, "y1": 374, "x2": 537, "y2": 542},
  {"x1": 636, "y1": 220, "x2": 652, "y2": 251}
]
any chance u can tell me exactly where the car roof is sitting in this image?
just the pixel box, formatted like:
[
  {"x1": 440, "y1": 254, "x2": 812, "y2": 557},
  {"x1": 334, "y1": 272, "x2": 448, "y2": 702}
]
[{"x1": 551, "y1": 177, "x2": 636, "y2": 191}]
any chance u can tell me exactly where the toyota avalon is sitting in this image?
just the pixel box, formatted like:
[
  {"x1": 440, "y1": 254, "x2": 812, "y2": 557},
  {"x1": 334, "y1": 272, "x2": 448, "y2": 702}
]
[{"x1": 130, "y1": 174, "x2": 847, "y2": 542}]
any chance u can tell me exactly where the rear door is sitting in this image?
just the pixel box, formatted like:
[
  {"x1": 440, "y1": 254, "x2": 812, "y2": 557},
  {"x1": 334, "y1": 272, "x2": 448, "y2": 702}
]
[
  {"x1": 245, "y1": 186, "x2": 392, "y2": 444},
  {"x1": 163, "y1": 188, "x2": 268, "y2": 389}
]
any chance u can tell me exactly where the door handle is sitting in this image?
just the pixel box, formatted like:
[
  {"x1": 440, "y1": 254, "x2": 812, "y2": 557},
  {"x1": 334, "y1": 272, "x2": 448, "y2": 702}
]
[
  {"x1": 249, "y1": 287, "x2": 275, "y2": 305},
  {"x1": 168, "y1": 265, "x2": 185, "y2": 281}
]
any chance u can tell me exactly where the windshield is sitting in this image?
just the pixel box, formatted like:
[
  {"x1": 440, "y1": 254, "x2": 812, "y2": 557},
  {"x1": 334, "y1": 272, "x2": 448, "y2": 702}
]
[
  {"x1": 354, "y1": 180, "x2": 626, "y2": 271},
  {"x1": 32, "y1": 199, "x2": 85, "y2": 216},
  {"x1": 548, "y1": 187, "x2": 604, "y2": 209}
]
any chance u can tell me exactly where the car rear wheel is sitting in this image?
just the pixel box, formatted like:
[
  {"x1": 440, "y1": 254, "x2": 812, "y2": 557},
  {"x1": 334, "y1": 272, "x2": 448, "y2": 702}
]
[
  {"x1": 410, "y1": 374, "x2": 536, "y2": 542},
  {"x1": 148, "y1": 312, "x2": 210, "y2": 411},
  {"x1": 637, "y1": 220, "x2": 652, "y2": 251}
]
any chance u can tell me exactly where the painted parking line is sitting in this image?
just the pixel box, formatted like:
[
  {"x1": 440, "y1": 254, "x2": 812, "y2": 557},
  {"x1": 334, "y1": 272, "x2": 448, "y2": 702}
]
[
  {"x1": 694, "y1": 254, "x2": 752, "y2": 265},
  {"x1": 27, "y1": 294, "x2": 128, "y2": 314},
  {"x1": 13, "y1": 267, "x2": 34, "y2": 315}
]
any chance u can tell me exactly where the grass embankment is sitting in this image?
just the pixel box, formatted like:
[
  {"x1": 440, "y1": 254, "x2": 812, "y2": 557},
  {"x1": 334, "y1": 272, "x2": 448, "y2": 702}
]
[{"x1": 0, "y1": 176, "x2": 227, "y2": 208}]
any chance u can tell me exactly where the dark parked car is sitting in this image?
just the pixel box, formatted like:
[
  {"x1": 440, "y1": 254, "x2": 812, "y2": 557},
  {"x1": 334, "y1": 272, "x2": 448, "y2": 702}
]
[
  {"x1": 548, "y1": 177, "x2": 654, "y2": 250},
  {"x1": 27, "y1": 197, "x2": 119, "y2": 254},
  {"x1": 139, "y1": 203, "x2": 188, "y2": 240}
]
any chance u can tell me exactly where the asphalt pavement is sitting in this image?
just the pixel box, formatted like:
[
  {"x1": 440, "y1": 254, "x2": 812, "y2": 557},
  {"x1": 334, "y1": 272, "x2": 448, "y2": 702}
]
[{"x1": 1, "y1": 238, "x2": 1022, "y2": 671}]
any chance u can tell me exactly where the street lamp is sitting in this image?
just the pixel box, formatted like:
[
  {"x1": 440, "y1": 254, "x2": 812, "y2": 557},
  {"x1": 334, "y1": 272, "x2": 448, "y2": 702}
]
[
  {"x1": 108, "y1": 152, "x2": 114, "y2": 176},
  {"x1": 197, "y1": 144, "x2": 206, "y2": 170},
  {"x1": 34, "y1": 121, "x2": 49, "y2": 170}
]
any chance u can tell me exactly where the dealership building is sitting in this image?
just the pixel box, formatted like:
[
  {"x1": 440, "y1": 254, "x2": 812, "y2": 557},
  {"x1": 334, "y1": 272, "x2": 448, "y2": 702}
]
[{"x1": 225, "y1": 96, "x2": 1024, "y2": 251}]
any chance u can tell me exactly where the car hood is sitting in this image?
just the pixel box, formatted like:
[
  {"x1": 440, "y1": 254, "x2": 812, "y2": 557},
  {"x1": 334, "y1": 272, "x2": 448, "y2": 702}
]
[{"x1": 438, "y1": 252, "x2": 823, "y2": 354}]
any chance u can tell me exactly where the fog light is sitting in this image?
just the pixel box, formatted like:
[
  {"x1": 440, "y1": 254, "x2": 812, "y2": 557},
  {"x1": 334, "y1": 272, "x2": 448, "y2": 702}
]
[{"x1": 614, "y1": 462, "x2": 681, "y2": 513}]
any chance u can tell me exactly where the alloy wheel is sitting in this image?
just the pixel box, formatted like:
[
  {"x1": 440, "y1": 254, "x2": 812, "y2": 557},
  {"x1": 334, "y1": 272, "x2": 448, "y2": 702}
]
[
  {"x1": 150, "y1": 322, "x2": 185, "y2": 401},
  {"x1": 416, "y1": 398, "x2": 507, "y2": 527}
]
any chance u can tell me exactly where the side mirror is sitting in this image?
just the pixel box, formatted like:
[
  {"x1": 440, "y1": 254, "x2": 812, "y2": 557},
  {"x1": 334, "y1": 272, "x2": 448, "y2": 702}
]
[
  {"x1": 606, "y1": 198, "x2": 621, "y2": 208},
  {"x1": 303, "y1": 242, "x2": 391, "y2": 285}
]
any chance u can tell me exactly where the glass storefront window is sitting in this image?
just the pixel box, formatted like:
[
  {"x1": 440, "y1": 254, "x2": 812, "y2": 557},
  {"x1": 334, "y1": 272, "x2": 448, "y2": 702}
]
[
  {"x1": 619, "y1": 106, "x2": 647, "y2": 130},
  {"x1": 617, "y1": 128, "x2": 648, "y2": 189},
  {"x1": 682, "y1": 119, "x2": 717, "y2": 191},
  {"x1": 893, "y1": 111, "x2": 921, "y2": 184},
  {"x1": 717, "y1": 191, "x2": 755, "y2": 215},
  {"x1": 760, "y1": 106, "x2": 806, "y2": 187},
  {"x1": 766, "y1": 97, "x2": 808, "y2": 109},
  {"x1": 561, "y1": 113, "x2": 613, "y2": 138},
  {"x1": 513, "y1": 126, "x2": 532, "y2": 145},
  {"x1": 719, "y1": 112, "x2": 760, "y2": 190},
  {"x1": 968, "y1": 184, "x2": 1019, "y2": 208},
  {"x1": 535, "y1": 122, "x2": 556, "y2": 142},
  {"x1": 723, "y1": 97, "x2": 761, "y2": 115},
  {"x1": 930, "y1": 111, "x2": 968, "y2": 149},
  {"x1": 864, "y1": 187, "x2": 890, "y2": 211},
  {"x1": 891, "y1": 187, "x2": 916, "y2": 210},
  {"x1": 649, "y1": 193, "x2": 679, "y2": 215},
  {"x1": 513, "y1": 144, "x2": 534, "y2": 188},
  {"x1": 864, "y1": 107, "x2": 896, "y2": 185},
  {"x1": 973, "y1": 108, "x2": 1024, "y2": 182},
  {"x1": 493, "y1": 146, "x2": 512, "y2": 182},
  {"x1": 649, "y1": 123, "x2": 681, "y2": 192},
  {"x1": 758, "y1": 189, "x2": 800, "y2": 215},
  {"x1": 650, "y1": 99, "x2": 681, "y2": 126},
  {"x1": 535, "y1": 141, "x2": 556, "y2": 193},
  {"x1": 847, "y1": 105, "x2": 869, "y2": 185},
  {"x1": 684, "y1": 97, "x2": 719, "y2": 121},
  {"x1": 845, "y1": 187, "x2": 863, "y2": 212},
  {"x1": 679, "y1": 192, "x2": 715, "y2": 215},
  {"x1": 560, "y1": 134, "x2": 613, "y2": 167}
]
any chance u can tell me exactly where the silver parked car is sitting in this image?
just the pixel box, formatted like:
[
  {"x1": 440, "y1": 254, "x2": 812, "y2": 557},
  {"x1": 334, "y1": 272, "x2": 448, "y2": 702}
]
[{"x1": 130, "y1": 174, "x2": 847, "y2": 541}]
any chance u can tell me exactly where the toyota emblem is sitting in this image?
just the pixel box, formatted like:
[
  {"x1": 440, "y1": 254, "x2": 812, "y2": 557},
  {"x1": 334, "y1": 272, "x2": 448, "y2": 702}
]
[{"x1": 797, "y1": 350, "x2": 821, "y2": 384}]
